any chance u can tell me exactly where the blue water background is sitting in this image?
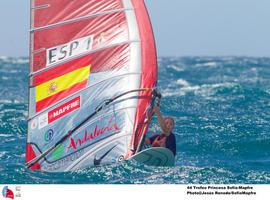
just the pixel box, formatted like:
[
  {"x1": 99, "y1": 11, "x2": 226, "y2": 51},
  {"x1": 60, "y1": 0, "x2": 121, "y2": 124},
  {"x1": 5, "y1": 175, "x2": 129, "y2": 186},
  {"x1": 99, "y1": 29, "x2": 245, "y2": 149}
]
[{"x1": 1, "y1": 56, "x2": 270, "y2": 184}]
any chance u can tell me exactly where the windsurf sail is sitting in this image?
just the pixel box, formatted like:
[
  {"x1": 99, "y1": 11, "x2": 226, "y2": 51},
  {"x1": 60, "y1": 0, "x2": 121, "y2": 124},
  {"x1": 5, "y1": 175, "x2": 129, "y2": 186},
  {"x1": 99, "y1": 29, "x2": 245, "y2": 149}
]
[{"x1": 26, "y1": 0, "x2": 157, "y2": 172}]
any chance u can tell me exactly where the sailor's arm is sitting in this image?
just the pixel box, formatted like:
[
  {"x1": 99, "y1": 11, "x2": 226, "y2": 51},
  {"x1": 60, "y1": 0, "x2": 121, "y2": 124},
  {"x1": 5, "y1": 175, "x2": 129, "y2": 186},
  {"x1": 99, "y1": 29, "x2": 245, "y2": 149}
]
[{"x1": 153, "y1": 106, "x2": 170, "y2": 134}]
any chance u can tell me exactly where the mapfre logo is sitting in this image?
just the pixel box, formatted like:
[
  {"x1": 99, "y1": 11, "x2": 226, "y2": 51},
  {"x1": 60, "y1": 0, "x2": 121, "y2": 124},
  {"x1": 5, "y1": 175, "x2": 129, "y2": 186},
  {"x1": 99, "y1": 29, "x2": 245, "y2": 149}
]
[
  {"x1": 37, "y1": 96, "x2": 81, "y2": 129},
  {"x1": 46, "y1": 35, "x2": 93, "y2": 67},
  {"x1": 48, "y1": 96, "x2": 81, "y2": 123},
  {"x1": 2, "y1": 186, "x2": 14, "y2": 199}
]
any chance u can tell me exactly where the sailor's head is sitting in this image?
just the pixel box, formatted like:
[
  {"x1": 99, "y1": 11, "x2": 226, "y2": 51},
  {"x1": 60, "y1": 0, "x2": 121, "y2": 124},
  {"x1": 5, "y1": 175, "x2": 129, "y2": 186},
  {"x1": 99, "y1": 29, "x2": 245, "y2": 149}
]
[{"x1": 164, "y1": 117, "x2": 175, "y2": 135}]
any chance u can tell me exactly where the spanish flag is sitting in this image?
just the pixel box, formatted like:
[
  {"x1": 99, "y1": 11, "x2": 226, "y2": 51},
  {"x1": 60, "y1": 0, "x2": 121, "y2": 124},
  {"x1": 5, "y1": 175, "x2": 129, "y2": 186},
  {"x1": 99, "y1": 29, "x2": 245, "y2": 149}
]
[{"x1": 34, "y1": 64, "x2": 91, "y2": 112}]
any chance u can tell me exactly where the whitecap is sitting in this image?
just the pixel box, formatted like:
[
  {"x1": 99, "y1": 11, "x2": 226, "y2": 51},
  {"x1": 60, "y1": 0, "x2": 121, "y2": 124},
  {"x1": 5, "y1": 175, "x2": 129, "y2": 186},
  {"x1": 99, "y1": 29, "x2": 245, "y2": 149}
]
[
  {"x1": 250, "y1": 67, "x2": 257, "y2": 72},
  {"x1": 0, "y1": 133, "x2": 12, "y2": 137},
  {"x1": 13, "y1": 100, "x2": 23, "y2": 104},
  {"x1": 162, "y1": 80, "x2": 200, "y2": 97},
  {"x1": 176, "y1": 79, "x2": 190, "y2": 87},
  {"x1": 0, "y1": 151, "x2": 7, "y2": 159},
  {"x1": 0, "y1": 99, "x2": 12, "y2": 104},
  {"x1": 181, "y1": 85, "x2": 201, "y2": 92},
  {"x1": 207, "y1": 82, "x2": 235, "y2": 89},
  {"x1": 0, "y1": 56, "x2": 9, "y2": 62},
  {"x1": 195, "y1": 62, "x2": 218, "y2": 68},
  {"x1": 0, "y1": 56, "x2": 8, "y2": 59},
  {"x1": 167, "y1": 64, "x2": 184, "y2": 72},
  {"x1": 162, "y1": 82, "x2": 236, "y2": 98},
  {"x1": 1, "y1": 76, "x2": 9, "y2": 80},
  {"x1": 162, "y1": 89, "x2": 185, "y2": 97},
  {"x1": 9, "y1": 70, "x2": 19, "y2": 73},
  {"x1": 194, "y1": 82, "x2": 236, "y2": 97}
]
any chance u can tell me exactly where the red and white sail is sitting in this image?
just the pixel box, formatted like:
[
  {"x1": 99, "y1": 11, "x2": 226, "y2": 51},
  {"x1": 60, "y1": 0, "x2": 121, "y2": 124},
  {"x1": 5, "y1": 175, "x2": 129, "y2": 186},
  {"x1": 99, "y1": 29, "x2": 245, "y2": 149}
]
[{"x1": 26, "y1": 0, "x2": 157, "y2": 171}]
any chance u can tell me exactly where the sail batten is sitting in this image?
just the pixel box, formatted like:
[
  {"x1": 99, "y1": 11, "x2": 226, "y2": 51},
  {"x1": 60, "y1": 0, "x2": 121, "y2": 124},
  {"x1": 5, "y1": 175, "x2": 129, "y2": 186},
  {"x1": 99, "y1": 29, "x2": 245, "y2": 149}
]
[
  {"x1": 31, "y1": 8, "x2": 133, "y2": 32},
  {"x1": 32, "y1": 0, "x2": 125, "y2": 28},
  {"x1": 27, "y1": 0, "x2": 157, "y2": 172}
]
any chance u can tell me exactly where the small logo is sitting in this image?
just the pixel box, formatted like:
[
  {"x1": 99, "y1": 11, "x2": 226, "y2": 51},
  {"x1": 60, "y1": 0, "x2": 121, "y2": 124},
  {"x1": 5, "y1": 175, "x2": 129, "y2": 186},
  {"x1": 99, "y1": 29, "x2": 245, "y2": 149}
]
[
  {"x1": 52, "y1": 144, "x2": 65, "y2": 160},
  {"x1": 2, "y1": 186, "x2": 14, "y2": 200},
  {"x1": 48, "y1": 82, "x2": 58, "y2": 94},
  {"x1": 30, "y1": 119, "x2": 37, "y2": 129},
  {"x1": 118, "y1": 155, "x2": 124, "y2": 162},
  {"x1": 38, "y1": 113, "x2": 49, "y2": 129},
  {"x1": 15, "y1": 186, "x2": 21, "y2": 198},
  {"x1": 44, "y1": 129, "x2": 54, "y2": 142}
]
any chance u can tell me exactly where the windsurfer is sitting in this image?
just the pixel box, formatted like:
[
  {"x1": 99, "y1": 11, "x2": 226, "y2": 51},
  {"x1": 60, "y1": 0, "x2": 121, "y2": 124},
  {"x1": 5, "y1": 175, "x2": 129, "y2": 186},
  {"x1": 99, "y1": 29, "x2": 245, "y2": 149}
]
[{"x1": 145, "y1": 106, "x2": 176, "y2": 156}]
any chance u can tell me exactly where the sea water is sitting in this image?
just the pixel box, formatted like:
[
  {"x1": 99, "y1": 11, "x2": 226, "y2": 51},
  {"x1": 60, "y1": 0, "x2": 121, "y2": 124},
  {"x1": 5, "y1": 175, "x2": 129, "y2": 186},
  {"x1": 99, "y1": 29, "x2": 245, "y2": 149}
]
[{"x1": 1, "y1": 56, "x2": 270, "y2": 184}]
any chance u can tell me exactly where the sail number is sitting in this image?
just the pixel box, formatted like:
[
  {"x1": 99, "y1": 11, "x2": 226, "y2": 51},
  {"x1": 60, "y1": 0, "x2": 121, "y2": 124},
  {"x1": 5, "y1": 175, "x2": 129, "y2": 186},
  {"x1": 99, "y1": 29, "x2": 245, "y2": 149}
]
[{"x1": 46, "y1": 35, "x2": 94, "y2": 67}]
